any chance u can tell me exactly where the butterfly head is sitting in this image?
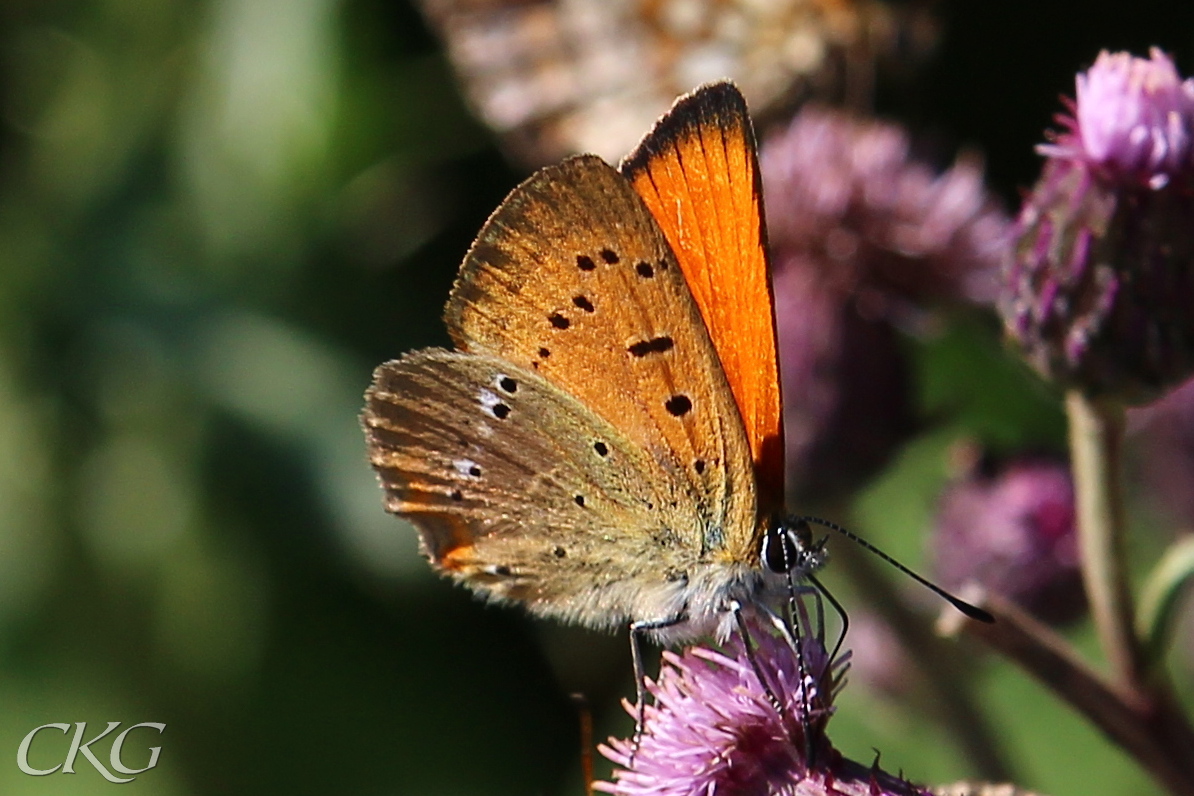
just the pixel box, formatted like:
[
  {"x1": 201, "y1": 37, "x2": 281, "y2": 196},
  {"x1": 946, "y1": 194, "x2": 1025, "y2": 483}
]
[{"x1": 761, "y1": 516, "x2": 828, "y2": 578}]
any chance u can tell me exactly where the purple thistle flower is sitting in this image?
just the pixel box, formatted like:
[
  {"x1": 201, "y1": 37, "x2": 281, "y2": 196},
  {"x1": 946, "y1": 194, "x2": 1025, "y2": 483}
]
[
  {"x1": 762, "y1": 107, "x2": 1010, "y2": 310},
  {"x1": 1001, "y1": 49, "x2": 1194, "y2": 402},
  {"x1": 760, "y1": 108, "x2": 1010, "y2": 500},
  {"x1": 597, "y1": 615, "x2": 930, "y2": 796},
  {"x1": 770, "y1": 261, "x2": 915, "y2": 501},
  {"x1": 1040, "y1": 49, "x2": 1194, "y2": 190},
  {"x1": 932, "y1": 454, "x2": 1084, "y2": 626}
]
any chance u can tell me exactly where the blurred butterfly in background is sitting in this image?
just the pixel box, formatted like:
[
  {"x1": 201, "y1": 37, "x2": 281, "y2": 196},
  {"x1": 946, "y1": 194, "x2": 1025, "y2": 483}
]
[{"x1": 415, "y1": 0, "x2": 938, "y2": 166}]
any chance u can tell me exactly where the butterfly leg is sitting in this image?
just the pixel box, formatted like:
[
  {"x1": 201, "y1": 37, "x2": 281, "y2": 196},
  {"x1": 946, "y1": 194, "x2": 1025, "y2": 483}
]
[
  {"x1": 730, "y1": 601, "x2": 785, "y2": 716},
  {"x1": 788, "y1": 573, "x2": 850, "y2": 768},
  {"x1": 757, "y1": 600, "x2": 799, "y2": 649},
  {"x1": 806, "y1": 572, "x2": 849, "y2": 674},
  {"x1": 809, "y1": 582, "x2": 827, "y2": 645},
  {"x1": 628, "y1": 614, "x2": 685, "y2": 764}
]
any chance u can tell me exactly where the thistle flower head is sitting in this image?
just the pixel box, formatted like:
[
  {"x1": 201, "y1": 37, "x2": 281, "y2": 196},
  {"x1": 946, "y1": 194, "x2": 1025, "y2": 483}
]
[
  {"x1": 1001, "y1": 50, "x2": 1194, "y2": 402},
  {"x1": 760, "y1": 108, "x2": 1010, "y2": 500},
  {"x1": 597, "y1": 613, "x2": 928, "y2": 796},
  {"x1": 770, "y1": 262, "x2": 915, "y2": 500},
  {"x1": 762, "y1": 107, "x2": 1011, "y2": 310},
  {"x1": 1040, "y1": 48, "x2": 1194, "y2": 189},
  {"x1": 932, "y1": 454, "x2": 1084, "y2": 625}
]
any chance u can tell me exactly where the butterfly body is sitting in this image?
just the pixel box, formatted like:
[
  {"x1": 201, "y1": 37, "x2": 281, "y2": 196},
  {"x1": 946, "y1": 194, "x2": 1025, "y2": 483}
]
[{"x1": 363, "y1": 82, "x2": 800, "y2": 644}]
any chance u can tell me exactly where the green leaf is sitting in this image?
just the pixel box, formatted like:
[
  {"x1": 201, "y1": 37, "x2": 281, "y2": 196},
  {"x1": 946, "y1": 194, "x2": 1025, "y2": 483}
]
[{"x1": 1136, "y1": 535, "x2": 1194, "y2": 667}]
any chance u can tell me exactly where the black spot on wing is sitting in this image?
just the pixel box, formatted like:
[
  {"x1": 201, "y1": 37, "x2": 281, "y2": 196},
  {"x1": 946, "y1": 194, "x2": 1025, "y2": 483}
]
[
  {"x1": 628, "y1": 336, "x2": 674, "y2": 357},
  {"x1": 665, "y1": 395, "x2": 692, "y2": 416}
]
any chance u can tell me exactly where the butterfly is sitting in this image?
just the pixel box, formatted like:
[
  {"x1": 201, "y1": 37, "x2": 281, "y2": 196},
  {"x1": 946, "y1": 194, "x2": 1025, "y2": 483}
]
[
  {"x1": 361, "y1": 81, "x2": 991, "y2": 649},
  {"x1": 416, "y1": 0, "x2": 936, "y2": 167},
  {"x1": 363, "y1": 81, "x2": 810, "y2": 645}
]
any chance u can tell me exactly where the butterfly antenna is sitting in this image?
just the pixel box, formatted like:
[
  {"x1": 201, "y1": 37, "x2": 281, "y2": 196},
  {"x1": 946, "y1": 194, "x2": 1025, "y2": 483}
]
[{"x1": 797, "y1": 516, "x2": 995, "y2": 624}]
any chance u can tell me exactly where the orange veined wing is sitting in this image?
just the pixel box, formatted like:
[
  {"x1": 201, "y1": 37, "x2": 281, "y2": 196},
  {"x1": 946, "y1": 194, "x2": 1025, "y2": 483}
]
[{"x1": 620, "y1": 82, "x2": 785, "y2": 512}]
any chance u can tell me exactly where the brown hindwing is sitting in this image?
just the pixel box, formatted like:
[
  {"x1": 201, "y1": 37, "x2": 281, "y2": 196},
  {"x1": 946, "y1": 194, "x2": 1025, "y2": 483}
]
[{"x1": 364, "y1": 349, "x2": 715, "y2": 629}]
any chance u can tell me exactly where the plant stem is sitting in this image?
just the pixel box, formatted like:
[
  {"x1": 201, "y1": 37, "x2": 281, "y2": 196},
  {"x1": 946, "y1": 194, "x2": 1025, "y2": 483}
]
[
  {"x1": 942, "y1": 592, "x2": 1194, "y2": 796},
  {"x1": 1065, "y1": 390, "x2": 1144, "y2": 686}
]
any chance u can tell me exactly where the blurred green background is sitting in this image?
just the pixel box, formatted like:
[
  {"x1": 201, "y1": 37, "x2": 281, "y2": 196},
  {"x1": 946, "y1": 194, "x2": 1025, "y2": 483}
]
[{"x1": 0, "y1": 1, "x2": 1191, "y2": 794}]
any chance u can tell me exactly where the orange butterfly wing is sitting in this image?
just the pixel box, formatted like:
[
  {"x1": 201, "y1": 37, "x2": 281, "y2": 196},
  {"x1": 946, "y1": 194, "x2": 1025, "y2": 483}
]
[{"x1": 621, "y1": 82, "x2": 785, "y2": 512}]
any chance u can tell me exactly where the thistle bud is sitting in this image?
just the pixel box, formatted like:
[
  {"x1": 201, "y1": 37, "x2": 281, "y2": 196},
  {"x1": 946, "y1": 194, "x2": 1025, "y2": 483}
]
[{"x1": 1001, "y1": 49, "x2": 1194, "y2": 402}]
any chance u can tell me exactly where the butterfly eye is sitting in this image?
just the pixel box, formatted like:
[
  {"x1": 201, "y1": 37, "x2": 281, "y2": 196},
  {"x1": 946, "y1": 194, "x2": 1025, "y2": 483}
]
[
  {"x1": 762, "y1": 523, "x2": 799, "y2": 574},
  {"x1": 762, "y1": 517, "x2": 817, "y2": 573}
]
